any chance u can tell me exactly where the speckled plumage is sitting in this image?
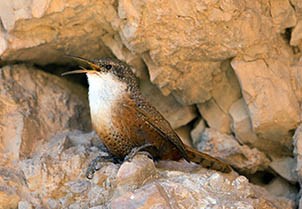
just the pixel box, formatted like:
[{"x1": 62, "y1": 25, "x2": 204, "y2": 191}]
[{"x1": 65, "y1": 57, "x2": 232, "y2": 173}]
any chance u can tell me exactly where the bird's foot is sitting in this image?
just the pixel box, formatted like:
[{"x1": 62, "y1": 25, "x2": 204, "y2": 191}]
[
  {"x1": 86, "y1": 154, "x2": 120, "y2": 179},
  {"x1": 124, "y1": 144, "x2": 154, "y2": 162}
]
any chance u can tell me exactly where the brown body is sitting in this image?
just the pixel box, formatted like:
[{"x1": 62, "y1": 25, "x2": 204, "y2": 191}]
[{"x1": 63, "y1": 57, "x2": 232, "y2": 173}]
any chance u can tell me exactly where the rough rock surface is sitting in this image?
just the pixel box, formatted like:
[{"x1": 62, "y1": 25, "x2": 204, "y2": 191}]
[
  {"x1": 0, "y1": 64, "x2": 90, "y2": 165},
  {"x1": 1, "y1": 0, "x2": 302, "y2": 207},
  {"x1": 231, "y1": 57, "x2": 300, "y2": 156},
  {"x1": 0, "y1": 130, "x2": 294, "y2": 209},
  {"x1": 196, "y1": 128, "x2": 271, "y2": 174},
  {"x1": 140, "y1": 78, "x2": 197, "y2": 129}
]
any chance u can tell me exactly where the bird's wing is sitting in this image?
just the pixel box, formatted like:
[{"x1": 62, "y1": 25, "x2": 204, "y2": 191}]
[{"x1": 121, "y1": 93, "x2": 189, "y2": 160}]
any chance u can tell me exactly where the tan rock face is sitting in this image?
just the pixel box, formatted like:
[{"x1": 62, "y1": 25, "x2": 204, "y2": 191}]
[
  {"x1": 1, "y1": 0, "x2": 302, "y2": 207},
  {"x1": 6, "y1": 129, "x2": 294, "y2": 208},
  {"x1": 0, "y1": 65, "x2": 90, "y2": 164},
  {"x1": 231, "y1": 58, "x2": 300, "y2": 155},
  {"x1": 196, "y1": 128, "x2": 271, "y2": 174}
]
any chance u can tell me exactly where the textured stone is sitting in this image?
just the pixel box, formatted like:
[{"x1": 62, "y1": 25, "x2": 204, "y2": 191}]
[
  {"x1": 112, "y1": 171, "x2": 293, "y2": 209},
  {"x1": 0, "y1": 168, "x2": 23, "y2": 209},
  {"x1": 191, "y1": 119, "x2": 206, "y2": 146},
  {"x1": 294, "y1": 125, "x2": 302, "y2": 181},
  {"x1": 0, "y1": 128, "x2": 294, "y2": 208},
  {"x1": 0, "y1": 0, "x2": 280, "y2": 105},
  {"x1": 231, "y1": 58, "x2": 300, "y2": 155},
  {"x1": 19, "y1": 130, "x2": 118, "y2": 209},
  {"x1": 291, "y1": 20, "x2": 302, "y2": 46},
  {"x1": 18, "y1": 201, "x2": 33, "y2": 209},
  {"x1": 110, "y1": 183, "x2": 170, "y2": 209},
  {"x1": 0, "y1": 0, "x2": 115, "y2": 65},
  {"x1": 265, "y1": 177, "x2": 298, "y2": 201},
  {"x1": 140, "y1": 78, "x2": 196, "y2": 129},
  {"x1": 0, "y1": 65, "x2": 90, "y2": 165},
  {"x1": 196, "y1": 128, "x2": 271, "y2": 174},
  {"x1": 270, "y1": 0, "x2": 296, "y2": 32},
  {"x1": 211, "y1": 60, "x2": 242, "y2": 113},
  {"x1": 198, "y1": 99, "x2": 232, "y2": 134},
  {"x1": 116, "y1": 155, "x2": 157, "y2": 193},
  {"x1": 269, "y1": 157, "x2": 297, "y2": 183},
  {"x1": 0, "y1": 0, "x2": 301, "y2": 207},
  {"x1": 175, "y1": 125, "x2": 193, "y2": 146},
  {"x1": 229, "y1": 98, "x2": 261, "y2": 148}
]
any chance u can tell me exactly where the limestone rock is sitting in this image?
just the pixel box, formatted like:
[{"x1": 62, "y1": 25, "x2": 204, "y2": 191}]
[
  {"x1": 0, "y1": 0, "x2": 115, "y2": 65},
  {"x1": 198, "y1": 99, "x2": 232, "y2": 134},
  {"x1": 115, "y1": 155, "x2": 157, "y2": 194},
  {"x1": 0, "y1": 128, "x2": 294, "y2": 208},
  {"x1": 264, "y1": 177, "x2": 298, "y2": 201},
  {"x1": 229, "y1": 98, "x2": 262, "y2": 148},
  {"x1": 291, "y1": 20, "x2": 302, "y2": 49},
  {"x1": 196, "y1": 128, "x2": 271, "y2": 174},
  {"x1": 19, "y1": 130, "x2": 118, "y2": 209},
  {"x1": 293, "y1": 125, "x2": 302, "y2": 181},
  {"x1": 175, "y1": 125, "x2": 193, "y2": 146},
  {"x1": 0, "y1": 0, "x2": 278, "y2": 105},
  {"x1": 190, "y1": 119, "x2": 206, "y2": 146},
  {"x1": 110, "y1": 183, "x2": 170, "y2": 209},
  {"x1": 0, "y1": 168, "x2": 23, "y2": 209},
  {"x1": 231, "y1": 57, "x2": 300, "y2": 156},
  {"x1": 140, "y1": 78, "x2": 196, "y2": 129},
  {"x1": 269, "y1": 157, "x2": 297, "y2": 183},
  {"x1": 212, "y1": 60, "x2": 242, "y2": 109},
  {"x1": 270, "y1": 0, "x2": 296, "y2": 32},
  {"x1": 0, "y1": 65, "x2": 90, "y2": 165},
  {"x1": 111, "y1": 171, "x2": 293, "y2": 209}
]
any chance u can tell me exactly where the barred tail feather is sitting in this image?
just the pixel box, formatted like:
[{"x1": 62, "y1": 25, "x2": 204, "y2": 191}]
[{"x1": 185, "y1": 145, "x2": 232, "y2": 173}]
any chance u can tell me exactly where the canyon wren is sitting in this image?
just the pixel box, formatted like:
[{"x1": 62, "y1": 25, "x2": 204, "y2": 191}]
[{"x1": 62, "y1": 56, "x2": 232, "y2": 178}]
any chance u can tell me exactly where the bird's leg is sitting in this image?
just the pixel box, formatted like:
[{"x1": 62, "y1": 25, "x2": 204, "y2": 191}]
[
  {"x1": 124, "y1": 143, "x2": 154, "y2": 162},
  {"x1": 86, "y1": 153, "x2": 120, "y2": 179}
]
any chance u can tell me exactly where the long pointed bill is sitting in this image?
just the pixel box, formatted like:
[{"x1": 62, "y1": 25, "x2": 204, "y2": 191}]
[
  {"x1": 61, "y1": 67, "x2": 91, "y2": 76},
  {"x1": 65, "y1": 54, "x2": 100, "y2": 70}
]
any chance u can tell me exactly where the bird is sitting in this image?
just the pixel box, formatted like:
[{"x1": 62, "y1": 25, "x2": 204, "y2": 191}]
[{"x1": 62, "y1": 56, "x2": 232, "y2": 178}]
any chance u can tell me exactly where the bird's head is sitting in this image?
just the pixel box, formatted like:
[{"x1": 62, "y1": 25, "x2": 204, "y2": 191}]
[{"x1": 62, "y1": 56, "x2": 138, "y2": 90}]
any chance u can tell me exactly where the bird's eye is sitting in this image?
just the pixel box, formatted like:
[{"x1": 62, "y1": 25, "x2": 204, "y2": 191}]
[{"x1": 105, "y1": 64, "x2": 112, "y2": 70}]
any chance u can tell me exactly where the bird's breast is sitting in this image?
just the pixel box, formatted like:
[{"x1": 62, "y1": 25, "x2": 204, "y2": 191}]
[{"x1": 87, "y1": 73, "x2": 127, "y2": 129}]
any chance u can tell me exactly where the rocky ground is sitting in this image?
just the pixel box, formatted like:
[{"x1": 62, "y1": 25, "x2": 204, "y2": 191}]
[{"x1": 1, "y1": 0, "x2": 302, "y2": 208}]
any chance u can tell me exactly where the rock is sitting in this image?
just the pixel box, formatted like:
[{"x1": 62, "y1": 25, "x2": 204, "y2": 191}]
[
  {"x1": 19, "y1": 130, "x2": 118, "y2": 208},
  {"x1": 110, "y1": 183, "x2": 170, "y2": 209},
  {"x1": 18, "y1": 201, "x2": 33, "y2": 209},
  {"x1": 269, "y1": 157, "x2": 297, "y2": 183},
  {"x1": 291, "y1": 20, "x2": 302, "y2": 47},
  {"x1": 0, "y1": 0, "x2": 115, "y2": 65},
  {"x1": 0, "y1": 127, "x2": 294, "y2": 208},
  {"x1": 198, "y1": 99, "x2": 232, "y2": 134},
  {"x1": 270, "y1": 0, "x2": 296, "y2": 32},
  {"x1": 0, "y1": 0, "x2": 301, "y2": 207},
  {"x1": 175, "y1": 125, "x2": 193, "y2": 146},
  {"x1": 293, "y1": 125, "x2": 302, "y2": 180},
  {"x1": 111, "y1": 171, "x2": 293, "y2": 209},
  {"x1": 229, "y1": 98, "x2": 262, "y2": 148},
  {"x1": 0, "y1": 65, "x2": 90, "y2": 164},
  {"x1": 140, "y1": 78, "x2": 197, "y2": 129},
  {"x1": 196, "y1": 128, "x2": 271, "y2": 174},
  {"x1": 197, "y1": 61, "x2": 241, "y2": 134},
  {"x1": 0, "y1": 0, "x2": 281, "y2": 105},
  {"x1": 115, "y1": 155, "x2": 157, "y2": 193},
  {"x1": 190, "y1": 119, "x2": 206, "y2": 146},
  {"x1": 231, "y1": 57, "x2": 300, "y2": 156},
  {"x1": 0, "y1": 168, "x2": 23, "y2": 209},
  {"x1": 264, "y1": 177, "x2": 298, "y2": 201},
  {"x1": 211, "y1": 60, "x2": 242, "y2": 113}
]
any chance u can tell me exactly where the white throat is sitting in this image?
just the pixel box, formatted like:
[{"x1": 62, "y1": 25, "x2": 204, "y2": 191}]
[{"x1": 87, "y1": 73, "x2": 127, "y2": 126}]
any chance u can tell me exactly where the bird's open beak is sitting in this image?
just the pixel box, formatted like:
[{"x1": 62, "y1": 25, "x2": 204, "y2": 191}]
[{"x1": 61, "y1": 55, "x2": 100, "y2": 76}]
